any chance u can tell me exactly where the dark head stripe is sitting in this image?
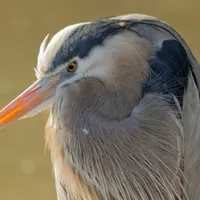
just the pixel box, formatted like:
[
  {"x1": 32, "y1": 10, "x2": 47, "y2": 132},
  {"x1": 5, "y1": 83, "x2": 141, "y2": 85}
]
[{"x1": 49, "y1": 19, "x2": 139, "y2": 73}]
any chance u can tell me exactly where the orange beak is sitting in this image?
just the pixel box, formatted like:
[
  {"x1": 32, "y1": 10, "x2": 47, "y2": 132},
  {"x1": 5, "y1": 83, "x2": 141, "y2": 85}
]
[{"x1": 0, "y1": 76, "x2": 60, "y2": 128}]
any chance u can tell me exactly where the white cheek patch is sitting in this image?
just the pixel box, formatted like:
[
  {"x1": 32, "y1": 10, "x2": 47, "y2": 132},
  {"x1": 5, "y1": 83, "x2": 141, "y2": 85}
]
[
  {"x1": 74, "y1": 45, "x2": 114, "y2": 79},
  {"x1": 56, "y1": 73, "x2": 84, "y2": 90}
]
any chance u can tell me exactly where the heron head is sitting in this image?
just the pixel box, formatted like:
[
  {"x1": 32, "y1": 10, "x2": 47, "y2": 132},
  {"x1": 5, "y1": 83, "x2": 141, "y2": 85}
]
[{"x1": 0, "y1": 19, "x2": 149, "y2": 126}]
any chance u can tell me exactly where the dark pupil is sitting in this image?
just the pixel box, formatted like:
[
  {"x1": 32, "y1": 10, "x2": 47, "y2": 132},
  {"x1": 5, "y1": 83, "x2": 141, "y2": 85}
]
[{"x1": 68, "y1": 64, "x2": 75, "y2": 70}]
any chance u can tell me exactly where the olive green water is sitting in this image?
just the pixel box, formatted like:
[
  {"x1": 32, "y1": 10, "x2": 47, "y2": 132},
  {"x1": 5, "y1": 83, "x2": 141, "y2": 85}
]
[{"x1": 0, "y1": 0, "x2": 200, "y2": 199}]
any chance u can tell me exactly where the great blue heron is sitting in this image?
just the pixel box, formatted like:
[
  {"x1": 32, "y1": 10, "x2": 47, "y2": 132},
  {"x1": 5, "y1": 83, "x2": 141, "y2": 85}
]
[{"x1": 0, "y1": 14, "x2": 200, "y2": 200}]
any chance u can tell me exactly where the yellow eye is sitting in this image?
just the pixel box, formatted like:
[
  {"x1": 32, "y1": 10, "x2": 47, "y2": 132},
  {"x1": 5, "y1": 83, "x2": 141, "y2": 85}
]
[{"x1": 67, "y1": 61, "x2": 77, "y2": 72}]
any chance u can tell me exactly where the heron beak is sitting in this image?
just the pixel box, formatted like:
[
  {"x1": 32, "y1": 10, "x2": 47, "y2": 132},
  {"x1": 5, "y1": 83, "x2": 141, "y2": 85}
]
[{"x1": 0, "y1": 75, "x2": 60, "y2": 127}]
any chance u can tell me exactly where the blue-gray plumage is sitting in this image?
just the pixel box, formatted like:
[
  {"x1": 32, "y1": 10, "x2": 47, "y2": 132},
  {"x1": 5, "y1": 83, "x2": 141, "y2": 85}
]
[{"x1": 144, "y1": 39, "x2": 193, "y2": 108}]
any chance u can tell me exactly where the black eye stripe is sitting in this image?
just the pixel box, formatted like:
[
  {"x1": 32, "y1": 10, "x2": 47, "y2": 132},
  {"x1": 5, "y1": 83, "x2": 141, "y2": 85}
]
[{"x1": 49, "y1": 19, "x2": 138, "y2": 73}]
